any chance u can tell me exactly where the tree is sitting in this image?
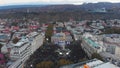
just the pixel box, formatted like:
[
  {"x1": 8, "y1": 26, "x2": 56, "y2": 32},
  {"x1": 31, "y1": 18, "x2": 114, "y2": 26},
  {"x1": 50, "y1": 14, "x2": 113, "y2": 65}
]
[
  {"x1": 79, "y1": 58, "x2": 87, "y2": 62},
  {"x1": 57, "y1": 59, "x2": 73, "y2": 67},
  {"x1": 45, "y1": 24, "x2": 53, "y2": 42},
  {"x1": 0, "y1": 43, "x2": 3, "y2": 52},
  {"x1": 86, "y1": 21, "x2": 92, "y2": 26},
  {"x1": 103, "y1": 28, "x2": 120, "y2": 34},
  {"x1": 12, "y1": 37, "x2": 19, "y2": 44},
  {"x1": 11, "y1": 22, "x2": 18, "y2": 26},
  {"x1": 91, "y1": 53, "x2": 103, "y2": 61},
  {"x1": 36, "y1": 61, "x2": 54, "y2": 68}
]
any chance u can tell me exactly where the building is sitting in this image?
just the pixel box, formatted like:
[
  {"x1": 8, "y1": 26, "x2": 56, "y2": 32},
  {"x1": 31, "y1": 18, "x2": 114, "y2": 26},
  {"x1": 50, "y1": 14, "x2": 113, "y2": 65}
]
[
  {"x1": 7, "y1": 32, "x2": 44, "y2": 68},
  {"x1": 8, "y1": 38, "x2": 31, "y2": 68},
  {"x1": 81, "y1": 33, "x2": 120, "y2": 66},
  {"x1": 0, "y1": 53, "x2": 5, "y2": 64},
  {"x1": 81, "y1": 33, "x2": 106, "y2": 58},
  {"x1": 27, "y1": 32, "x2": 44, "y2": 54},
  {"x1": 51, "y1": 32, "x2": 73, "y2": 46},
  {"x1": 99, "y1": 34, "x2": 120, "y2": 66},
  {"x1": 60, "y1": 59, "x2": 119, "y2": 68},
  {"x1": 0, "y1": 34, "x2": 10, "y2": 45},
  {"x1": 103, "y1": 34, "x2": 120, "y2": 57},
  {"x1": 10, "y1": 38, "x2": 31, "y2": 60}
]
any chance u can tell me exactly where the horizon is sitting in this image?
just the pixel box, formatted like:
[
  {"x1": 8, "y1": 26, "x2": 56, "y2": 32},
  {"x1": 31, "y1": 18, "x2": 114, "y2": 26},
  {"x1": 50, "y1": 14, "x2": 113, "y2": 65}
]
[
  {"x1": 0, "y1": 2, "x2": 120, "y2": 7},
  {"x1": 0, "y1": 0, "x2": 120, "y2": 6}
]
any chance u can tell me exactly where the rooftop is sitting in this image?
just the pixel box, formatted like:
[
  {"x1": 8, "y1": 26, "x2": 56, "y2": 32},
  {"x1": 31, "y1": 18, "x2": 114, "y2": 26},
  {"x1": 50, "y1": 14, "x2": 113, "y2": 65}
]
[
  {"x1": 61, "y1": 59, "x2": 119, "y2": 68},
  {"x1": 0, "y1": 34, "x2": 9, "y2": 39},
  {"x1": 84, "y1": 38, "x2": 100, "y2": 48},
  {"x1": 93, "y1": 62, "x2": 119, "y2": 68},
  {"x1": 27, "y1": 32, "x2": 38, "y2": 38},
  {"x1": 13, "y1": 38, "x2": 28, "y2": 47}
]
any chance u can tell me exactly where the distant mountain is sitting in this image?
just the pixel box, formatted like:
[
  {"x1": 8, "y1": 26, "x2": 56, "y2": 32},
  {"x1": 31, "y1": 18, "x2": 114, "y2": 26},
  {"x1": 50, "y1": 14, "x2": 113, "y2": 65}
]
[
  {"x1": 0, "y1": 5, "x2": 47, "y2": 10},
  {"x1": 0, "y1": 5, "x2": 82, "y2": 13},
  {"x1": 0, "y1": 2, "x2": 120, "y2": 13},
  {"x1": 0, "y1": 3, "x2": 120, "y2": 22},
  {"x1": 81, "y1": 2, "x2": 120, "y2": 10}
]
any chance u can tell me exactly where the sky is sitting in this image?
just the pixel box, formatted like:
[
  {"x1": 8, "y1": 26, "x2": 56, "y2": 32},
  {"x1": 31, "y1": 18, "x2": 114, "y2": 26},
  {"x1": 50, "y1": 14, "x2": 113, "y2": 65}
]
[{"x1": 0, "y1": 0, "x2": 120, "y2": 6}]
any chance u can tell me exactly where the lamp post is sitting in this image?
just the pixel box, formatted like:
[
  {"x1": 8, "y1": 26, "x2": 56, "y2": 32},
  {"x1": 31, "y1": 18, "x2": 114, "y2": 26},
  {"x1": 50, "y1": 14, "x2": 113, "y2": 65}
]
[
  {"x1": 30, "y1": 64, "x2": 33, "y2": 68},
  {"x1": 46, "y1": 38, "x2": 49, "y2": 44},
  {"x1": 46, "y1": 38, "x2": 49, "y2": 41}
]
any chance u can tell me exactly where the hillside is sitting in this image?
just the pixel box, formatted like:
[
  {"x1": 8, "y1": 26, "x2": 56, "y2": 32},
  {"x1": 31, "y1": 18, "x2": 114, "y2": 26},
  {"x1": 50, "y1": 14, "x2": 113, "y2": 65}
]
[
  {"x1": 0, "y1": 2, "x2": 120, "y2": 22},
  {"x1": 0, "y1": 2, "x2": 120, "y2": 12}
]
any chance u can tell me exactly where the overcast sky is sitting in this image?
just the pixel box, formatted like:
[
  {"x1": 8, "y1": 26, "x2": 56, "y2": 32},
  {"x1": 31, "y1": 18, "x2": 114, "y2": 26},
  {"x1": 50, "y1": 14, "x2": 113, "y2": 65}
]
[{"x1": 0, "y1": 0, "x2": 120, "y2": 6}]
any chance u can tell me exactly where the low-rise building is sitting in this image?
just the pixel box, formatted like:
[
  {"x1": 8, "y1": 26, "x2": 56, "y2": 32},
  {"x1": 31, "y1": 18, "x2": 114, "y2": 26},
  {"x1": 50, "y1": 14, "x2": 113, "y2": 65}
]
[
  {"x1": 60, "y1": 59, "x2": 119, "y2": 68},
  {"x1": 51, "y1": 32, "x2": 73, "y2": 46}
]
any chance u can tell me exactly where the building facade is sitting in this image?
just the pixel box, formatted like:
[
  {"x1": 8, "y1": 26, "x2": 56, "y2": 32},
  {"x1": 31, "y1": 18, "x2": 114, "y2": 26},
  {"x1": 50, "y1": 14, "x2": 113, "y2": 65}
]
[{"x1": 8, "y1": 32, "x2": 45, "y2": 68}]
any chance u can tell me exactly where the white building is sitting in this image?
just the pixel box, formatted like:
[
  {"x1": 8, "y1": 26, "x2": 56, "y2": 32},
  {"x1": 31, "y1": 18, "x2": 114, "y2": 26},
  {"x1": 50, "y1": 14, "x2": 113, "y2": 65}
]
[
  {"x1": 78, "y1": 59, "x2": 119, "y2": 68},
  {"x1": 8, "y1": 32, "x2": 45, "y2": 68},
  {"x1": 115, "y1": 47, "x2": 120, "y2": 58},
  {"x1": 102, "y1": 34, "x2": 120, "y2": 57},
  {"x1": 56, "y1": 22, "x2": 64, "y2": 27},
  {"x1": 61, "y1": 59, "x2": 119, "y2": 68},
  {"x1": 8, "y1": 59, "x2": 24, "y2": 68},
  {"x1": 27, "y1": 32, "x2": 44, "y2": 54},
  {"x1": 100, "y1": 34, "x2": 120, "y2": 64},
  {"x1": 51, "y1": 32, "x2": 73, "y2": 45},
  {"x1": 81, "y1": 33, "x2": 120, "y2": 65},
  {"x1": 81, "y1": 33, "x2": 106, "y2": 58},
  {"x1": 10, "y1": 38, "x2": 31, "y2": 60},
  {"x1": 7, "y1": 38, "x2": 31, "y2": 68}
]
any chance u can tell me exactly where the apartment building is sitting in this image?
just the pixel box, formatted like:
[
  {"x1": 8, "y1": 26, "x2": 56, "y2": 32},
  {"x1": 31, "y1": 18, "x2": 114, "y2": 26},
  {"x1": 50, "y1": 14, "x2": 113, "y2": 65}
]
[
  {"x1": 81, "y1": 33, "x2": 106, "y2": 58},
  {"x1": 27, "y1": 32, "x2": 44, "y2": 54},
  {"x1": 7, "y1": 32, "x2": 44, "y2": 68}
]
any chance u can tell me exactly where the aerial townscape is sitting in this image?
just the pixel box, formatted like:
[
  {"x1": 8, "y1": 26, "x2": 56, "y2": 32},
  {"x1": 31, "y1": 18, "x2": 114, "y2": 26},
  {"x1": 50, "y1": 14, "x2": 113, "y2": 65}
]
[{"x1": 0, "y1": 2, "x2": 120, "y2": 68}]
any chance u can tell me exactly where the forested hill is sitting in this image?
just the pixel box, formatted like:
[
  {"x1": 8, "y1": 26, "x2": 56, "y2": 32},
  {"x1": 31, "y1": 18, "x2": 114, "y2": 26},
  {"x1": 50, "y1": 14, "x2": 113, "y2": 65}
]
[
  {"x1": 0, "y1": 2, "x2": 120, "y2": 12},
  {"x1": 0, "y1": 2, "x2": 120, "y2": 22}
]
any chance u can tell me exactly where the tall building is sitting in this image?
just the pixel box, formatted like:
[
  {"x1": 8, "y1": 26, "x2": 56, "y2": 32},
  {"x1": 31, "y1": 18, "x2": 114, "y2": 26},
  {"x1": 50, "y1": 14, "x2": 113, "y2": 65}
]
[
  {"x1": 8, "y1": 38, "x2": 31, "y2": 68},
  {"x1": 27, "y1": 32, "x2": 44, "y2": 54},
  {"x1": 7, "y1": 32, "x2": 45, "y2": 68},
  {"x1": 10, "y1": 38, "x2": 31, "y2": 60}
]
